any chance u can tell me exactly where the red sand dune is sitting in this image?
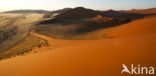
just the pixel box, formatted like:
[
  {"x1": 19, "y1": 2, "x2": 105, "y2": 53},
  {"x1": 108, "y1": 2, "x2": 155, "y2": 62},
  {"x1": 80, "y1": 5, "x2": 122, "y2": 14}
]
[
  {"x1": 0, "y1": 17, "x2": 156, "y2": 76},
  {"x1": 108, "y1": 16, "x2": 156, "y2": 37},
  {"x1": 120, "y1": 8, "x2": 156, "y2": 14},
  {"x1": 130, "y1": 8, "x2": 156, "y2": 14}
]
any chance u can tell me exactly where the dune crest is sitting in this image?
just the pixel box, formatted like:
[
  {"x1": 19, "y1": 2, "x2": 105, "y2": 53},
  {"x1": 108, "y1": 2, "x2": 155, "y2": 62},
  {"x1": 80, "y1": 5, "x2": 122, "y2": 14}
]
[{"x1": 107, "y1": 16, "x2": 156, "y2": 37}]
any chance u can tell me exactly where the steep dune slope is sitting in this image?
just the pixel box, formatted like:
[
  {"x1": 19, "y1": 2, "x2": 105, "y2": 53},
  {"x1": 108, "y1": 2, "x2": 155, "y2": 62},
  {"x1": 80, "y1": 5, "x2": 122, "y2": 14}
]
[
  {"x1": 0, "y1": 16, "x2": 156, "y2": 76},
  {"x1": 107, "y1": 16, "x2": 156, "y2": 37}
]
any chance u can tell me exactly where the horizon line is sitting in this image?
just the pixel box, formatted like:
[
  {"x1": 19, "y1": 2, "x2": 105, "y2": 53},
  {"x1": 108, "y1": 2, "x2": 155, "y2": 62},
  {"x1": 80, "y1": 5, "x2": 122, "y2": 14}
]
[{"x1": 0, "y1": 6, "x2": 156, "y2": 12}]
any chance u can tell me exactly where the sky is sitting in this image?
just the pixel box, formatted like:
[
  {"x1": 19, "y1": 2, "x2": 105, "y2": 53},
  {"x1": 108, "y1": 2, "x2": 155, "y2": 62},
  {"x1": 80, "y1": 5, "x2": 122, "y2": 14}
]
[{"x1": 0, "y1": 0, "x2": 156, "y2": 11}]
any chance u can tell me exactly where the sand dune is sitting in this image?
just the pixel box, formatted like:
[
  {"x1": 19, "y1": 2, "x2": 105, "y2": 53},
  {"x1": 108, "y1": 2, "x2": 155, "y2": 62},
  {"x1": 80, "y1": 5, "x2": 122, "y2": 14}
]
[
  {"x1": 0, "y1": 33, "x2": 156, "y2": 76},
  {"x1": 74, "y1": 16, "x2": 156, "y2": 39},
  {"x1": 0, "y1": 16, "x2": 156, "y2": 76},
  {"x1": 130, "y1": 8, "x2": 156, "y2": 14},
  {"x1": 108, "y1": 16, "x2": 156, "y2": 37}
]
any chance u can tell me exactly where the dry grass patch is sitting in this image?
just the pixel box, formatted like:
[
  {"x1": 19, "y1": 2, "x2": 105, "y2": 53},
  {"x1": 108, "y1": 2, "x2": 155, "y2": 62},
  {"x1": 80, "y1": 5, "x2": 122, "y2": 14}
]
[{"x1": 0, "y1": 34, "x2": 49, "y2": 60}]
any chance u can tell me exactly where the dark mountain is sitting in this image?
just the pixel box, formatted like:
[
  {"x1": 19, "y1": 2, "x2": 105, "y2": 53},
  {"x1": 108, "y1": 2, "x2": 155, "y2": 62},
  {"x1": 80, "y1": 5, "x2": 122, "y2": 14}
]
[
  {"x1": 3, "y1": 10, "x2": 49, "y2": 14},
  {"x1": 43, "y1": 8, "x2": 72, "y2": 18},
  {"x1": 39, "y1": 7, "x2": 100, "y2": 24},
  {"x1": 55, "y1": 7, "x2": 98, "y2": 20}
]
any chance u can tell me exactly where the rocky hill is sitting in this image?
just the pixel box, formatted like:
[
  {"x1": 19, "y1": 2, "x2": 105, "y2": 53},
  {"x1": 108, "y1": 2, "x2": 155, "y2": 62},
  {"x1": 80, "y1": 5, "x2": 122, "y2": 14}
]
[{"x1": 56, "y1": 7, "x2": 98, "y2": 20}]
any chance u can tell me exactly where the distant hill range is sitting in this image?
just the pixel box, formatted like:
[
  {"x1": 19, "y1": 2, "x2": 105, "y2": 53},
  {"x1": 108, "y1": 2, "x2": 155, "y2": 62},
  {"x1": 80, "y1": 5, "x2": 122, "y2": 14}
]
[
  {"x1": 40, "y1": 7, "x2": 155, "y2": 24},
  {"x1": 3, "y1": 10, "x2": 49, "y2": 14},
  {"x1": 43, "y1": 7, "x2": 156, "y2": 19},
  {"x1": 36, "y1": 7, "x2": 156, "y2": 40},
  {"x1": 121, "y1": 8, "x2": 156, "y2": 14}
]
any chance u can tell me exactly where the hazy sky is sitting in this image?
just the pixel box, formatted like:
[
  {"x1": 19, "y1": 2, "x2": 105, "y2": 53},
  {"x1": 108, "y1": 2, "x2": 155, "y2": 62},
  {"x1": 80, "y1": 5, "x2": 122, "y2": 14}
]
[{"x1": 0, "y1": 0, "x2": 156, "y2": 11}]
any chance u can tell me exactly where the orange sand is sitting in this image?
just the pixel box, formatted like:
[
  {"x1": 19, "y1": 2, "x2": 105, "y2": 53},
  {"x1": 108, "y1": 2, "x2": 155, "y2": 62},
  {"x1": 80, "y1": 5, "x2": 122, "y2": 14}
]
[
  {"x1": 108, "y1": 16, "x2": 156, "y2": 37},
  {"x1": 0, "y1": 17, "x2": 156, "y2": 76}
]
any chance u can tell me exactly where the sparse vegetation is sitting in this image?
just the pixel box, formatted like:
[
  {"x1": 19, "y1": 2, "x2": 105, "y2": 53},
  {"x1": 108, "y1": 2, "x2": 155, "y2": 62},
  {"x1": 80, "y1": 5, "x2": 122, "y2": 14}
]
[
  {"x1": 0, "y1": 14, "x2": 48, "y2": 60},
  {"x1": 0, "y1": 31, "x2": 49, "y2": 60},
  {"x1": 0, "y1": 25, "x2": 17, "y2": 43}
]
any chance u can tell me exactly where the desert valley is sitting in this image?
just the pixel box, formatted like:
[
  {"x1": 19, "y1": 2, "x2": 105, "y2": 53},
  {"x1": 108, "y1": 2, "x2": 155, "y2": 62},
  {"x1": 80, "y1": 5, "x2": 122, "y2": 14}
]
[{"x1": 0, "y1": 7, "x2": 156, "y2": 76}]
